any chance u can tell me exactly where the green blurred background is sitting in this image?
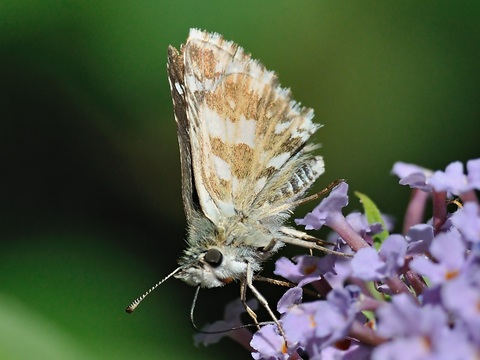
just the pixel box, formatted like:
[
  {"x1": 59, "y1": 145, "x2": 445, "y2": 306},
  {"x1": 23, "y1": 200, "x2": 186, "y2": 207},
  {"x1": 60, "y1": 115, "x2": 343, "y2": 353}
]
[{"x1": 1, "y1": 1, "x2": 479, "y2": 359}]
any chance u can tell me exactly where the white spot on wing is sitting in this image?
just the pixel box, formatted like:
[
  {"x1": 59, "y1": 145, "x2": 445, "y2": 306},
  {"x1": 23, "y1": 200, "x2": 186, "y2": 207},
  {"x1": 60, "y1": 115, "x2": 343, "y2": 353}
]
[
  {"x1": 203, "y1": 106, "x2": 256, "y2": 148},
  {"x1": 184, "y1": 74, "x2": 214, "y2": 92},
  {"x1": 217, "y1": 199, "x2": 235, "y2": 216},
  {"x1": 174, "y1": 82, "x2": 183, "y2": 95},
  {"x1": 226, "y1": 62, "x2": 247, "y2": 74},
  {"x1": 290, "y1": 128, "x2": 310, "y2": 142},
  {"x1": 312, "y1": 157, "x2": 325, "y2": 177},
  {"x1": 212, "y1": 155, "x2": 231, "y2": 180},
  {"x1": 236, "y1": 116, "x2": 256, "y2": 148},
  {"x1": 274, "y1": 120, "x2": 292, "y2": 134},
  {"x1": 247, "y1": 70, "x2": 275, "y2": 93},
  {"x1": 203, "y1": 107, "x2": 227, "y2": 142},
  {"x1": 254, "y1": 177, "x2": 267, "y2": 193},
  {"x1": 290, "y1": 118, "x2": 318, "y2": 142},
  {"x1": 267, "y1": 152, "x2": 291, "y2": 169}
]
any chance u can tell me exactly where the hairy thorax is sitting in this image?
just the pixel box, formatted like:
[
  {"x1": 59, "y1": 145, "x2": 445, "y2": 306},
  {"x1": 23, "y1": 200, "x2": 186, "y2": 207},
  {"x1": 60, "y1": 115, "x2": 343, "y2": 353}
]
[{"x1": 175, "y1": 213, "x2": 284, "y2": 288}]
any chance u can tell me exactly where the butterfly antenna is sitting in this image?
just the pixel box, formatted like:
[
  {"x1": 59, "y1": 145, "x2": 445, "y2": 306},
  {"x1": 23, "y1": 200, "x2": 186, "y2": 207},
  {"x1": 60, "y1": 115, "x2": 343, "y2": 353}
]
[
  {"x1": 189, "y1": 286, "x2": 202, "y2": 330},
  {"x1": 125, "y1": 267, "x2": 183, "y2": 313}
]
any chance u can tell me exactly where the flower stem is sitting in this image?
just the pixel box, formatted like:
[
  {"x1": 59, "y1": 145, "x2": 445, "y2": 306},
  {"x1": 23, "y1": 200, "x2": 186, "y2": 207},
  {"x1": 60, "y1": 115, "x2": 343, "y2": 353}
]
[
  {"x1": 432, "y1": 191, "x2": 447, "y2": 234},
  {"x1": 328, "y1": 212, "x2": 370, "y2": 252},
  {"x1": 349, "y1": 320, "x2": 386, "y2": 346},
  {"x1": 403, "y1": 189, "x2": 429, "y2": 234}
]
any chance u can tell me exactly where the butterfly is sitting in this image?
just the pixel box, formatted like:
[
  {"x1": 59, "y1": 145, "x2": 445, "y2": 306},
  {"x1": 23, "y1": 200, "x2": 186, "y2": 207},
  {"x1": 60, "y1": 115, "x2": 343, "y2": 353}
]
[{"x1": 127, "y1": 28, "x2": 338, "y2": 338}]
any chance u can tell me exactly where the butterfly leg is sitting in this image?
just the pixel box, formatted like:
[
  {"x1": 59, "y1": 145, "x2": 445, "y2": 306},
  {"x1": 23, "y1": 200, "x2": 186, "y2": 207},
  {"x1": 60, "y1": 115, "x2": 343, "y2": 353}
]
[
  {"x1": 244, "y1": 262, "x2": 288, "y2": 342},
  {"x1": 279, "y1": 227, "x2": 351, "y2": 258},
  {"x1": 240, "y1": 277, "x2": 260, "y2": 330}
]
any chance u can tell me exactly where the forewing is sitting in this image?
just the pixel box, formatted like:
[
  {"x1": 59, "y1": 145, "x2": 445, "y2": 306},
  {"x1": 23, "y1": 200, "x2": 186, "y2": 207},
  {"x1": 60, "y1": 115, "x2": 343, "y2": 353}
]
[
  {"x1": 179, "y1": 29, "x2": 324, "y2": 223},
  {"x1": 167, "y1": 45, "x2": 197, "y2": 222}
]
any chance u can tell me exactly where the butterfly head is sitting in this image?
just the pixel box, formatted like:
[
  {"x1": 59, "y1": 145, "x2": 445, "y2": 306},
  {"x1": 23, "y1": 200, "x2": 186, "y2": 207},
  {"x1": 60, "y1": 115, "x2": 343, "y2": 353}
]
[
  {"x1": 175, "y1": 245, "x2": 248, "y2": 288},
  {"x1": 174, "y1": 215, "x2": 277, "y2": 288}
]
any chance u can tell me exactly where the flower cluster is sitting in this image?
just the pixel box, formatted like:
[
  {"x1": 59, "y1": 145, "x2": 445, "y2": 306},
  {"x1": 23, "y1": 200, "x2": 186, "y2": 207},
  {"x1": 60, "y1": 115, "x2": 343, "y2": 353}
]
[{"x1": 197, "y1": 159, "x2": 480, "y2": 360}]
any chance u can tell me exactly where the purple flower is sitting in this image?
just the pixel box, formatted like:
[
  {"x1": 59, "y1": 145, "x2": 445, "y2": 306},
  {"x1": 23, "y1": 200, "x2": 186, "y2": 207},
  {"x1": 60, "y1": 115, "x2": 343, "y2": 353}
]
[
  {"x1": 296, "y1": 182, "x2": 370, "y2": 252},
  {"x1": 295, "y1": 182, "x2": 349, "y2": 231},
  {"x1": 451, "y1": 201, "x2": 480, "y2": 244},
  {"x1": 379, "y1": 235, "x2": 407, "y2": 272},
  {"x1": 194, "y1": 157, "x2": 480, "y2": 359},
  {"x1": 345, "y1": 212, "x2": 383, "y2": 236},
  {"x1": 428, "y1": 159, "x2": 480, "y2": 195},
  {"x1": 250, "y1": 324, "x2": 291, "y2": 360},
  {"x1": 277, "y1": 287, "x2": 302, "y2": 314},
  {"x1": 314, "y1": 288, "x2": 358, "y2": 347},
  {"x1": 442, "y1": 276, "x2": 480, "y2": 345},
  {"x1": 466, "y1": 158, "x2": 480, "y2": 189},
  {"x1": 373, "y1": 293, "x2": 477, "y2": 360},
  {"x1": 320, "y1": 340, "x2": 372, "y2": 360},
  {"x1": 274, "y1": 255, "x2": 335, "y2": 287},
  {"x1": 324, "y1": 256, "x2": 353, "y2": 290},
  {"x1": 281, "y1": 288, "x2": 358, "y2": 356},
  {"x1": 373, "y1": 326, "x2": 477, "y2": 360},
  {"x1": 282, "y1": 301, "x2": 320, "y2": 346},
  {"x1": 405, "y1": 223, "x2": 434, "y2": 255},
  {"x1": 350, "y1": 247, "x2": 385, "y2": 281},
  {"x1": 375, "y1": 293, "x2": 447, "y2": 338},
  {"x1": 392, "y1": 161, "x2": 433, "y2": 192},
  {"x1": 351, "y1": 235, "x2": 406, "y2": 281},
  {"x1": 409, "y1": 229, "x2": 466, "y2": 286},
  {"x1": 328, "y1": 211, "x2": 394, "y2": 246}
]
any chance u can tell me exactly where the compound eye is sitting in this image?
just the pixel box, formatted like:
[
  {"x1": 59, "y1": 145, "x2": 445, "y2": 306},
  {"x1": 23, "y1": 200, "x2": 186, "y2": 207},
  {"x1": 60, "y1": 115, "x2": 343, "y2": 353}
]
[{"x1": 204, "y1": 248, "x2": 223, "y2": 268}]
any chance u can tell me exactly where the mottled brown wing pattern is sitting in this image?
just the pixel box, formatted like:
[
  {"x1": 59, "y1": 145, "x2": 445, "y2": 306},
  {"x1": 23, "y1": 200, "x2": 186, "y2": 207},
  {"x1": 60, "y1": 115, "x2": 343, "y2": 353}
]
[
  {"x1": 126, "y1": 30, "x2": 328, "y2": 334},
  {"x1": 170, "y1": 29, "x2": 324, "y2": 223}
]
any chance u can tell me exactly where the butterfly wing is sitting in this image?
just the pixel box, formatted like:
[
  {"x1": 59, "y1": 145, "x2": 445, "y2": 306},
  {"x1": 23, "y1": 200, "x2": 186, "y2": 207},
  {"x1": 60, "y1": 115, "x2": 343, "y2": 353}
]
[
  {"x1": 170, "y1": 29, "x2": 324, "y2": 224},
  {"x1": 167, "y1": 45, "x2": 198, "y2": 223}
]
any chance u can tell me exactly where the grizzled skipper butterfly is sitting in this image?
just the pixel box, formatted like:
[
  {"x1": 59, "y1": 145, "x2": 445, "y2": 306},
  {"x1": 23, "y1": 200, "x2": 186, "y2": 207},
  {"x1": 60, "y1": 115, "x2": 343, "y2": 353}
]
[{"x1": 126, "y1": 29, "x2": 339, "y2": 338}]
